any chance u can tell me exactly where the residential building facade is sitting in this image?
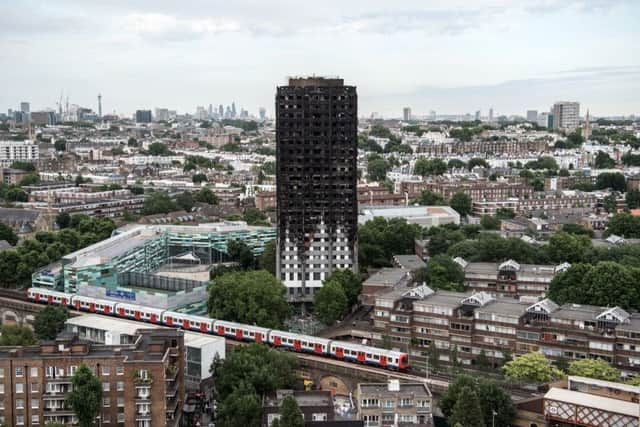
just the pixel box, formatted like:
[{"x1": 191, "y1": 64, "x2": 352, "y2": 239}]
[
  {"x1": 355, "y1": 380, "x2": 432, "y2": 427},
  {"x1": 276, "y1": 77, "x2": 358, "y2": 301}
]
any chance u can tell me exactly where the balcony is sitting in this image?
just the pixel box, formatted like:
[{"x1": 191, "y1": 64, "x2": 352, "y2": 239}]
[{"x1": 166, "y1": 364, "x2": 178, "y2": 382}]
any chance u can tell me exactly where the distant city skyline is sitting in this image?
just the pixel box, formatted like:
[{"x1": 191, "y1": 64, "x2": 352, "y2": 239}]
[{"x1": 1, "y1": 0, "x2": 638, "y2": 117}]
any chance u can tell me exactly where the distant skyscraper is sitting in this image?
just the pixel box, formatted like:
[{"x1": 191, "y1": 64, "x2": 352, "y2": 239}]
[
  {"x1": 155, "y1": 108, "x2": 169, "y2": 122},
  {"x1": 537, "y1": 112, "x2": 551, "y2": 129},
  {"x1": 135, "y1": 110, "x2": 152, "y2": 123},
  {"x1": 403, "y1": 107, "x2": 412, "y2": 121},
  {"x1": 259, "y1": 107, "x2": 266, "y2": 121},
  {"x1": 97, "y1": 94, "x2": 102, "y2": 118},
  {"x1": 219, "y1": 104, "x2": 224, "y2": 118},
  {"x1": 276, "y1": 77, "x2": 358, "y2": 302},
  {"x1": 231, "y1": 102, "x2": 237, "y2": 118},
  {"x1": 488, "y1": 107, "x2": 494, "y2": 122},
  {"x1": 552, "y1": 102, "x2": 580, "y2": 131},
  {"x1": 526, "y1": 110, "x2": 538, "y2": 122},
  {"x1": 20, "y1": 102, "x2": 30, "y2": 114},
  {"x1": 208, "y1": 104, "x2": 213, "y2": 118},
  {"x1": 475, "y1": 110, "x2": 481, "y2": 121}
]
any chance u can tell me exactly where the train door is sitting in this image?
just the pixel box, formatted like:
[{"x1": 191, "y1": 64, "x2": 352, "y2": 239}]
[
  {"x1": 200, "y1": 323, "x2": 208, "y2": 332},
  {"x1": 335, "y1": 347, "x2": 344, "y2": 359},
  {"x1": 150, "y1": 313, "x2": 157, "y2": 323},
  {"x1": 74, "y1": 300, "x2": 81, "y2": 310},
  {"x1": 182, "y1": 319, "x2": 189, "y2": 329},
  {"x1": 217, "y1": 325, "x2": 225, "y2": 336},
  {"x1": 357, "y1": 351, "x2": 366, "y2": 363},
  {"x1": 104, "y1": 305, "x2": 111, "y2": 314},
  {"x1": 380, "y1": 355, "x2": 387, "y2": 367},
  {"x1": 48, "y1": 295, "x2": 53, "y2": 304},
  {"x1": 117, "y1": 307, "x2": 125, "y2": 317},
  {"x1": 134, "y1": 310, "x2": 141, "y2": 321},
  {"x1": 89, "y1": 303, "x2": 95, "y2": 312},
  {"x1": 314, "y1": 343, "x2": 323, "y2": 354},
  {"x1": 235, "y1": 329, "x2": 243, "y2": 340},
  {"x1": 273, "y1": 336, "x2": 282, "y2": 346},
  {"x1": 293, "y1": 340, "x2": 301, "y2": 351},
  {"x1": 255, "y1": 333, "x2": 262, "y2": 343},
  {"x1": 166, "y1": 316, "x2": 173, "y2": 326}
]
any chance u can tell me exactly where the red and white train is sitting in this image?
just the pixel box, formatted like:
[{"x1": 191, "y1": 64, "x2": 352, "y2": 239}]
[{"x1": 28, "y1": 288, "x2": 409, "y2": 370}]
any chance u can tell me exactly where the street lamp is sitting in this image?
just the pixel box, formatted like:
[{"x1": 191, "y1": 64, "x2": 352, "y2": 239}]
[{"x1": 492, "y1": 410, "x2": 497, "y2": 427}]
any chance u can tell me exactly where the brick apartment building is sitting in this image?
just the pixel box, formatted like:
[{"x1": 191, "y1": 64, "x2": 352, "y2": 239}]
[
  {"x1": 400, "y1": 178, "x2": 533, "y2": 202},
  {"x1": 473, "y1": 191, "x2": 598, "y2": 216},
  {"x1": 372, "y1": 285, "x2": 640, "y2": 377},
  {"x1": 455, "y1": 258, "x2": 567, "y2": 298},
  {"x1": 355, "y1": 380, "x2": 432, "y2": 427},
  {"x1": 262, "y1": 390, "x2": 335, "y2": 426},
  {"x1": 415, "y1": 140, "x2": 548, "y2": 157},
  {"x1": 0, "y1": 329, "x2": 185, "y2": 427}
]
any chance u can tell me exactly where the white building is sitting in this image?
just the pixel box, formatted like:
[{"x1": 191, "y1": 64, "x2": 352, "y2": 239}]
[
  {"x1": 359, "y1": 205, "x2": 460, "y2": 227},
  {"x1": 552, "y1": 102, "x2": 580, "y2": 131},
  {"x1": 0, "y1": 140, "x2": 39, "y2": 166}
]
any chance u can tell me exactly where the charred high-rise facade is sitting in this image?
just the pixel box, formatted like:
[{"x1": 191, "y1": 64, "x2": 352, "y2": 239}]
[{"x1": 276, "y1": 77, "x2": 358, "y2": 302}]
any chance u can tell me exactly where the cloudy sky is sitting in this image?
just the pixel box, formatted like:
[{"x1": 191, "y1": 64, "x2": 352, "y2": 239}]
[{"x1": 1, "y1": 0, "x2": 638, "y2": 118}]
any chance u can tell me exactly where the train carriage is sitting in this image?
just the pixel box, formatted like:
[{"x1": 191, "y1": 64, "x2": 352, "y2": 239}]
[
  {"x1": 268, "y1": 331, "x2": 331, "y2": 355},
  {"x1": 71, "y1": 295, "x2": 116, "y2": 315},
  {"x1": 161, "y1": 312, "x2": 213, "y2": 333},
  {"x1": 114, "y1": 302, "x2": 164, "y2": 323},
  {"x1": 28, "y1": 288, "x2": 72, "y2": 306},
  {"x1": 214, "y1": 320, "x2": 270, "y2": 343},
  {"x1": 329, "y1": 341, "x2": 409, "y2": 370}
]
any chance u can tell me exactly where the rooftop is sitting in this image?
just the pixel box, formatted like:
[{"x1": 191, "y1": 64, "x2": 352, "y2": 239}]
[{"x1": 544, "y1": 387, "x2": 639, "y2": 417}]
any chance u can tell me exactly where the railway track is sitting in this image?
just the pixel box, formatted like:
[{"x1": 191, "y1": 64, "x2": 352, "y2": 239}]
[{"x1": 2, "y1": 290, "x2": 541, "y2": 400}]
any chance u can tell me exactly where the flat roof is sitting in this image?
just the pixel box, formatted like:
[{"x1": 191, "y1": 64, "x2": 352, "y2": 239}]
[
  {"x1": 545, "y1": 387, "x2": 639, "y2": 417},
  {"x1": 359, "y1": 382, "x2": 430, "y2": 397},
  {"x1": 66, "y1": 314, "x2": 224, "y2": 348},
  {"x1": 568, "y1": 376, "x2": 640, "y2": 395}
]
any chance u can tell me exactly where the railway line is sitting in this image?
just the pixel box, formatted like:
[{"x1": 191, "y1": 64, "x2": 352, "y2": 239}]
[{"x1": 2, "y1": 288, "x2": 541, "y2": 401}]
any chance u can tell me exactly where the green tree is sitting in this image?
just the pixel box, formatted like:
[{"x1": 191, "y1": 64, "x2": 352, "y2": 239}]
[
  {"x1": 192, "y1": 173, "x2": 207, "y2": 184},
  {"x1": 561, "y1": 223, "x2": 594, "y2": 237},
  {"x1": 367, "y1": 157, "x2": 390, "y2": 182},
  {"x1": 208, "y1": 270, "x2": 289, "y2": 328},
  {"x1": 33, "y1": 306, "x2": 69, "y2": 340},
  {"x1": 55, "y1": 212, "x2": 71, "y2": 229},
  {"x1": 216, "y1": 382, "x2": 262, "y2": 427},
  {"x1": 625, "y1": 189, "x2": 640, "y2": 209},
  {"x1": 195, "y1": 187, "x2": 219, "y2": 205},
  {"x1": 545, "y1": 232, "x2": 592, "y2": 263},
  {"x1": 467, "y1": 157, "x2": 489, "y2": 170},
  {"x1": 504, "y1": 352, "x2": 564, "y2": 383},
  {"x1": 66, "y1": 364, "x2": 102, "y2": 427},
  {"x1": 476, "y1": 380, "x2": 516, "y2": 427},
  {"x1": 10, "y1": 161, "x2": 36, "y2": 172},
  {"x1": 358, "y1": 217, "x2": 422, "y2": 269},
  {"x1": 227, "y1": 239, "x2": 256, "y2": 270},
  {"x1": 474, "y1": 349, "x2": 491, "y2": 371},
  {"x1": 414, "y1": 158, "x2": 447, "y2": 176},
  {"x1": 568, "y1": 358, "x2": 620, "y2": 381},
  {"x1": 142, "y1": 191, "x2": 178, "y2": 215},
  {"x1": 425, "y1": 254, "x2": 465, "y2": 291},
  {"x1": 594, "y1": 151, "x2": 615, "y2": 168},
  {"x1": 428, "y1": 341, "x2": 440, "y2": 372},
  {"x1": 450, "y1": 192, "x2": 472, "y2": 217},
  {"x1": 54, "y1": 139, "x2": 67, "y2": 151},
  {"x1": 146, "y1": 142, "x2": 174, "y2": 156},
  {"x1": 211, "y1": 343, "x2": 298, "y2": 400},
  {"x1": 175, "y1": 191, "x2": 195, "y2": 212},
  {"x1": 414, "y1": 190, "x2": 447, "y2": 206},
  {"x1": 277, "y1": 395, "x2": 305, "y2": 427},
  {"x1": 449, "y1": 386, "x2": 485, "y2": 427},
  {"x1": 313, "y1": 279, "x2": 349, "y2": 325},
  {"x1": 259, "y1": 240, "x2": 276, "y2": 275},
  {"x1": 596, "y1": 172, "x2": 626, "y2": 192},
  {"x1": 480, "y1": 215, "x2": 500, "y2": 230},
  {"x1": 603, "y1": 193, "x2": 618, "y2": 213},
  {"x1": 0, "y1": 223, "x2": 17, "y2": 246},
  {"x1": 19, "y1": 173, "x2": 40, "y2": 186},
  {"x1": 0, "y1": 324, "x2": 37, "y2": 345},
  {"x1": 127, "y1": 137, "x2": 138, "y2": 147},
  {"x1": 606, "y1": 213, "x2": 640, "y2": 238},
  {"x1": 441, "y1": 374, "x2": 475, "y2": 417},
  {"x1": 243, "y1": 208, "x2": 270, "y2": 226},
  {"x1": 5, "y1": 187, "x2": 28, "y2": 202},
  {"x1": 323, "y1": 269, "x2": 362, "y2": 308}
]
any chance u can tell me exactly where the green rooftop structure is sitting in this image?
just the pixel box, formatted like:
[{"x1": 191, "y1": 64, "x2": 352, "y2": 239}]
[{"x1": 32, "y1": 222, "x2": 276, "y2": 295}]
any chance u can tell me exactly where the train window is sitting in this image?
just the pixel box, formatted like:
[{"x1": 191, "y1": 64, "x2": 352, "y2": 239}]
[
  {"x1": 373, "y1": 355, "x2": 379, "y2": 360},
  {"x1": 366, "y1": 353, "x2": 371, "y2": 358}
]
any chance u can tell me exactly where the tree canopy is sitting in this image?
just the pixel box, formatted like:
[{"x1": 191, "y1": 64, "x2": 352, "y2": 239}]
[
  {"x1": 313, "y1": 279, "x2": 348, "y2": 326},
  {"x1": 358, "y1": 217, "x2": 422, "y2": 269},
  {"x1": 33, "y1": 306, "x2": 69, "y2": 340},
  {"x1": 208, "y1": 270, "x2": 289, "y2": 328},
  {"x1": 323, "y1": 269, "x2": 362, "y2": 308},
  {"x1": 0, "y1": 223, "x2": 17, "y2": 246},
  {"x1": 568, "y1": 358, "x2": 621, "y2": 381},
  {"x1": 450, "y1": 192, "x2": 472, "y2": 217},
  {"x1": 414, "y1": 190, "x2": 447, "y2": 206},
  {"x1": 0, "y1": 324, "x2": 37, "y2": 345},
  {"x1": 504, "y1": 352, "x2": 564, "y2": 383},
  {"x1": 66, "y1": 364, "x2": 102, "y2": 427},
  {"x1": 414, "y1": 157, "x2": 447, "y2": 176},
  {"x1": 367, "y1": 157, "x2": 390, "y2": 182},
  {"x1": 449, "y1": 386, "x2": 485, "y2": 427},
  {"x1": 273, "y1": 395, "x2": 305, "y2": 427}
]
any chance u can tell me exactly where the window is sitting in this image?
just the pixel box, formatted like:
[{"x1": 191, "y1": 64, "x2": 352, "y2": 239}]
[
  {"x1": 102, "y1": 366, "x2": 111, "y2": 376},
  {"x1": 30, "y1": 367, "x2": 38, "y2": 377},
  {"x1": 117, "y1": 381, "x2": 124, "y2": 391},
  {"x1": 31, "y1": 415, "x2": 40, "y2": 425},
  {"x1": 15, "y1": 367, "x2": 23, "y2": 377},
  {"x1": 16, "y1": 383, "x2": 24, "y2": 394},
  {"x1": 103, "y1": 382, "x2": 110, "y2": 392},
  {"x1": 116, "y1": 366, "x2": 124, "y2": 375},
  {"x1": 45, "y1": 366, "x2": 54, "y2": 378},
  {"x1": 117, "y1": 413, "x2": 125, "y2": 423},
  {"x1": 16, "y1": 398, "x2": 24, "y2": 409},
  {"x1": 117, "y1": 397, "x2": 124, "y2": 407},
  {"x1": 68, "y1": 366, "x2": 78, "y2": 376},
  {"x1": 32, "y1": 398, "x2": 39, "y2": 409},
  {"x1": 399, "y1": 398, "x2": 413, "y2": 407},
  {"x1": 0, "y1": 368, "x2": 4, "y2": 378},
  {"x1": 31, "y1": 382, "x2": 39, "y2": 393},
  {"x1": 0, "y1": 400, "x2": 3, "y2": 410},
  {"x1": 312, "y1": 413, "x2": 327, "y2": 421},
  {"x1": 103, "y1": 397, "x2": 111, "y2": 407},
  {"x1": 0, "y1": 384, "x2": 4, "y2": 394},
  {"x1": 16, "y1": 415, "x2": 24, "y2": 426}
]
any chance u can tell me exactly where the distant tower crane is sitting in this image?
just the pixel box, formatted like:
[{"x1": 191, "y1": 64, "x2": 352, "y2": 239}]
[{"x1": 98, "y1": 93, "x2": 102, "y2": 118}]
